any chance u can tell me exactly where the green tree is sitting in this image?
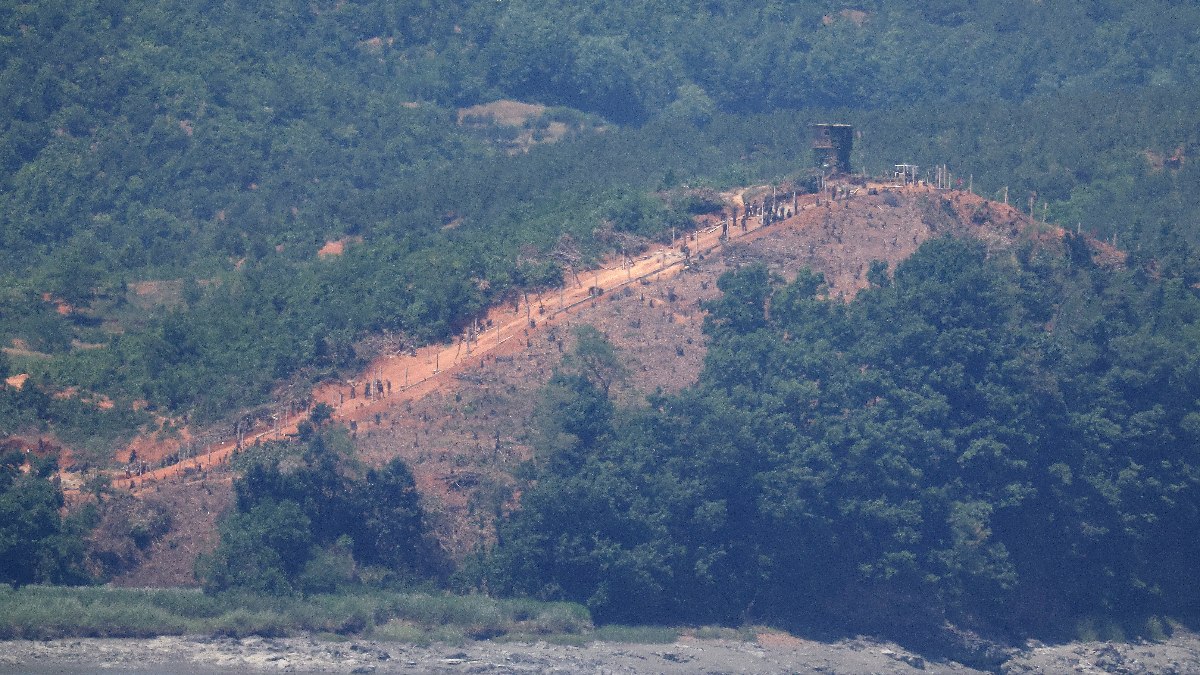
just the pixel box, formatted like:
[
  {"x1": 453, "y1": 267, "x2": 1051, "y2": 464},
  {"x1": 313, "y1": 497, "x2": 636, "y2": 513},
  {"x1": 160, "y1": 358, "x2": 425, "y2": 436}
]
[
  {"x1": 485, "y1": 235, "x2": 1200, "y2": 630},
  {"x1": 533, "y1": 372, "x2": 613, "y2": 474},
  {"x1": 196, "y1": 499, "x2": 314, "y2": 595},
  {"x1": 352, "y1": 458, "x2": 445, "y2": 580},
  {"x1": 309, "y1": 402, "x2": 334, "y2": 427},
  {"x1": 0, "y1": 452, "x2": 90, "y2": 586},
  {"x1": 564, "y1": 324, "x2": 625, "y2": 396},
  {"x1": 202, "y1": 429, "x2": 440, "y2": 593}
]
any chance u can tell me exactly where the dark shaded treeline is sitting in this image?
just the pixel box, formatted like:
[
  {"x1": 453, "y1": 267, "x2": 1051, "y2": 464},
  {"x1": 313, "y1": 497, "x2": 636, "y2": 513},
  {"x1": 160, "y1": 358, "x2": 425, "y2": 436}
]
[
  {"x1": 196, "y1": 427, "x2": 445, "y2": 595},
  {"x1": 477, "y1": 236, "x2": 1200, "y2": 634},
  {"x1": 2, "y1": 0, "x2": 1199, "y2": 454}
]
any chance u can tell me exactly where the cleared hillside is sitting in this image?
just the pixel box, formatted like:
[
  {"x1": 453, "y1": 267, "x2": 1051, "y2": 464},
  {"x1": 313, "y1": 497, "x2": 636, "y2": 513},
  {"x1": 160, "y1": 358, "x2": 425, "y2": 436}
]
[{"x1": 109, "y1": 184, "x2": 1079, "y2": 584}]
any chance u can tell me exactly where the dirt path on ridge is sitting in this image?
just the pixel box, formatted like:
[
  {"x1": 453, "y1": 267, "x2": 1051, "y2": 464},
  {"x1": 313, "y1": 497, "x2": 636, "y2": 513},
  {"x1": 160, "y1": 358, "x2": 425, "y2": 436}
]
[
  {"x1": 101, "y1": 182, "x2": 1066, "y2": 579},
  {"x1": 111, "y1": 183, "x2": 1037, "y2": 494},
  {"x1": 112, "y1": 189, "x2": 825, "y2": 492}
]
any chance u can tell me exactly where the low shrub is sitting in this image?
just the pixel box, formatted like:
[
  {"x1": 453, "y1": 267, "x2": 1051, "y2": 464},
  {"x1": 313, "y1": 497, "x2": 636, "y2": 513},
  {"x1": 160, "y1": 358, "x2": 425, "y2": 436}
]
[
  {"x1": 210, "y1": 608, "x2": 290, "y2": 638},
  {"x1": 529, "y1": 602, "x2": 591, "y2": 634},
  {"x1": 0, "y1": 586, "x2": 591, "y2": 642},
  {"x1": 371, "y1": 620, "x2": 466, "y2": 646},
  {"x1": 591, "y1": 624, "x2": 680, "y2": 644}
]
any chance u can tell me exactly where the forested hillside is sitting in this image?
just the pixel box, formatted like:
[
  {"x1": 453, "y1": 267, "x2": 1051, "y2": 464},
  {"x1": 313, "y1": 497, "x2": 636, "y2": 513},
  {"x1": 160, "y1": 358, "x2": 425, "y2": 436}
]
[
  {"x1": 3, "y1": 0, "x2": 1200, "y2": 643},
  {"x1": 478, "y1": 236, "x2": 1200, "y2": 633},
  {"x1": 3, "y1": 0, "x2": 1199, "y2": 449}
]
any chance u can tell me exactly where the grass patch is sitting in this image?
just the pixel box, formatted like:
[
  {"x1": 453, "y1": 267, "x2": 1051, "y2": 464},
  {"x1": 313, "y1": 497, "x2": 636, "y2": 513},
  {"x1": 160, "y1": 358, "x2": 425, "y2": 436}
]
[
  {"x1": 1073, "y1": 614, "x2": 1179, "y2": 644},
  {"x1": 518, "y1": 631, "x2": 590, "y2": 646},
  {"x1": 0, "y1": 586, "x2": 194, "y2": 638},
  {"x1": 0, "y1": 586, "x2": 591, "y2": 642},
  {"x1": 0, "y1": 586, "x2": 757, "y2": 647},
  {"x1": 689, "y1": 625, "x2": 757, "y2": 641},
  {"x1": 590, "y1": 624, "x2": 681, "y2": 644},
  {"x1": 371, "y1": 620, "x2": 467, "y2": 646}
]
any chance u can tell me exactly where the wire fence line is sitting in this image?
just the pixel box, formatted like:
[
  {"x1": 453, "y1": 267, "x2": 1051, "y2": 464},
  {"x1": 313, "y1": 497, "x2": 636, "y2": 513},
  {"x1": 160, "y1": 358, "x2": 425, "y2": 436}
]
[{"x1": 115, "y1": 193, "x2": 835, "y2": 488}]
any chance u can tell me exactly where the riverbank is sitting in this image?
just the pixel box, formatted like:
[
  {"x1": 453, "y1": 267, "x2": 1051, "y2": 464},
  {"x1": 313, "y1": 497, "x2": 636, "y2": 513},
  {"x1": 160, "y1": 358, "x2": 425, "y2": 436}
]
[{"x1": 5, "y1": 629, "x2": 1200, "y2": 674}]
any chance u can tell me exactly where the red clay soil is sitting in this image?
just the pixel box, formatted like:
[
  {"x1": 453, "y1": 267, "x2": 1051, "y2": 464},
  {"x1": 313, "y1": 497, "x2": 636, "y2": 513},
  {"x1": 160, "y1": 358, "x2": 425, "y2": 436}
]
[
  {"x1": 109, "y1": 185, "x2": 1036, "y2": 497},
  {"x1": 41, "y1": 292, "x2": 73, "y2": 316},
  {"x1": 317, "y1": 236, "x2": 363, "y2": 258},
  {"x1": 114, "y1": 423, "x2": 194, "y2": 466},
  {"x1": 112, "y1": 185, "x2": 793, "y2": 492},
  {"x1": 335, "y1": 184, "x2": 1045, "y2": 556},
  {"x1": 109, "y1": 474, "x2": 234, "y2": 588},
  {"x1": 4, "y1": 373, "x2": 30, "y2": 389},
  {"x1": 102, "y1": 183, "x2": 1103, "y2": 574}
]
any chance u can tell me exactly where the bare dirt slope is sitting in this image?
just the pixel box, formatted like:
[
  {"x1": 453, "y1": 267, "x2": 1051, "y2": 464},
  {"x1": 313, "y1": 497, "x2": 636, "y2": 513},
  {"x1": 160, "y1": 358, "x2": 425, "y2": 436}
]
[
  {"x1": 353, "y1": 186, "x2": 1032, "y2": 556},
  {"x1": 108, "y1": 475, "x2": 233, "y2": 588},
  {"x1": 111, "y1": 185, "x2": 1044, "y2": 579},
  {"x1": 12, "y1": 186, "x2": 1165, "y2": 672}
]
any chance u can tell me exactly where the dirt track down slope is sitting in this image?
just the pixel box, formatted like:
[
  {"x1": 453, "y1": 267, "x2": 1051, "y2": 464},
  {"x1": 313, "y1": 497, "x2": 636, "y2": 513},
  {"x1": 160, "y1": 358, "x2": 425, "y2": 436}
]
[
  {"x1": 112, "y1": 187, "x2": 816, "y2": 490},
  {"x1": 111, "y1": 183, "x2": 1042, "y2": 493},
  {"x1": 107, "y1": 182, "x2": 1070, "y2": 581}
]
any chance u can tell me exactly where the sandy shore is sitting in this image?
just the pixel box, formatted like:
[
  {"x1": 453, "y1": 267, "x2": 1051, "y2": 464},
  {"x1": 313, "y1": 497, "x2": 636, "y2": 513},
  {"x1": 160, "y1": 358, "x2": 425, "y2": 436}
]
[{"x1": 4, "y1": 630, "x2": 1199, "y2": 674}]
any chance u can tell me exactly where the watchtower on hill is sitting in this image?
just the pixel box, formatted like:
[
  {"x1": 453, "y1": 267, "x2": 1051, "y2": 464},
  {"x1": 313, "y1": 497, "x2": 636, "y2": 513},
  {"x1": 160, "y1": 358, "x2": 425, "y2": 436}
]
[{"x1": 812, "y1": 123, "x2": 853, "y2": 175}]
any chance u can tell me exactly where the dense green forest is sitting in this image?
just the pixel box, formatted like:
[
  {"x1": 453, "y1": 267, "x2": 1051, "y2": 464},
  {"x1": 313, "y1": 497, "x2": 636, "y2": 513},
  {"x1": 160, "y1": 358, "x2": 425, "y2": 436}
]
[
  {"x1": 0, "y1": 449, "x2": 92, "y2": 586},
  {"x1": 476, "y1": 237, "x2": 1200, "y2": 633},
  {"x1": 3, "y1": 0, "x2": 1200, "y2": 447},
  {"x1": 2, "y1": 0, "x2": 1200, "y2": 640},
  {"x1": 196, "y1": 424, "x2": 446, "y2": 595}
]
